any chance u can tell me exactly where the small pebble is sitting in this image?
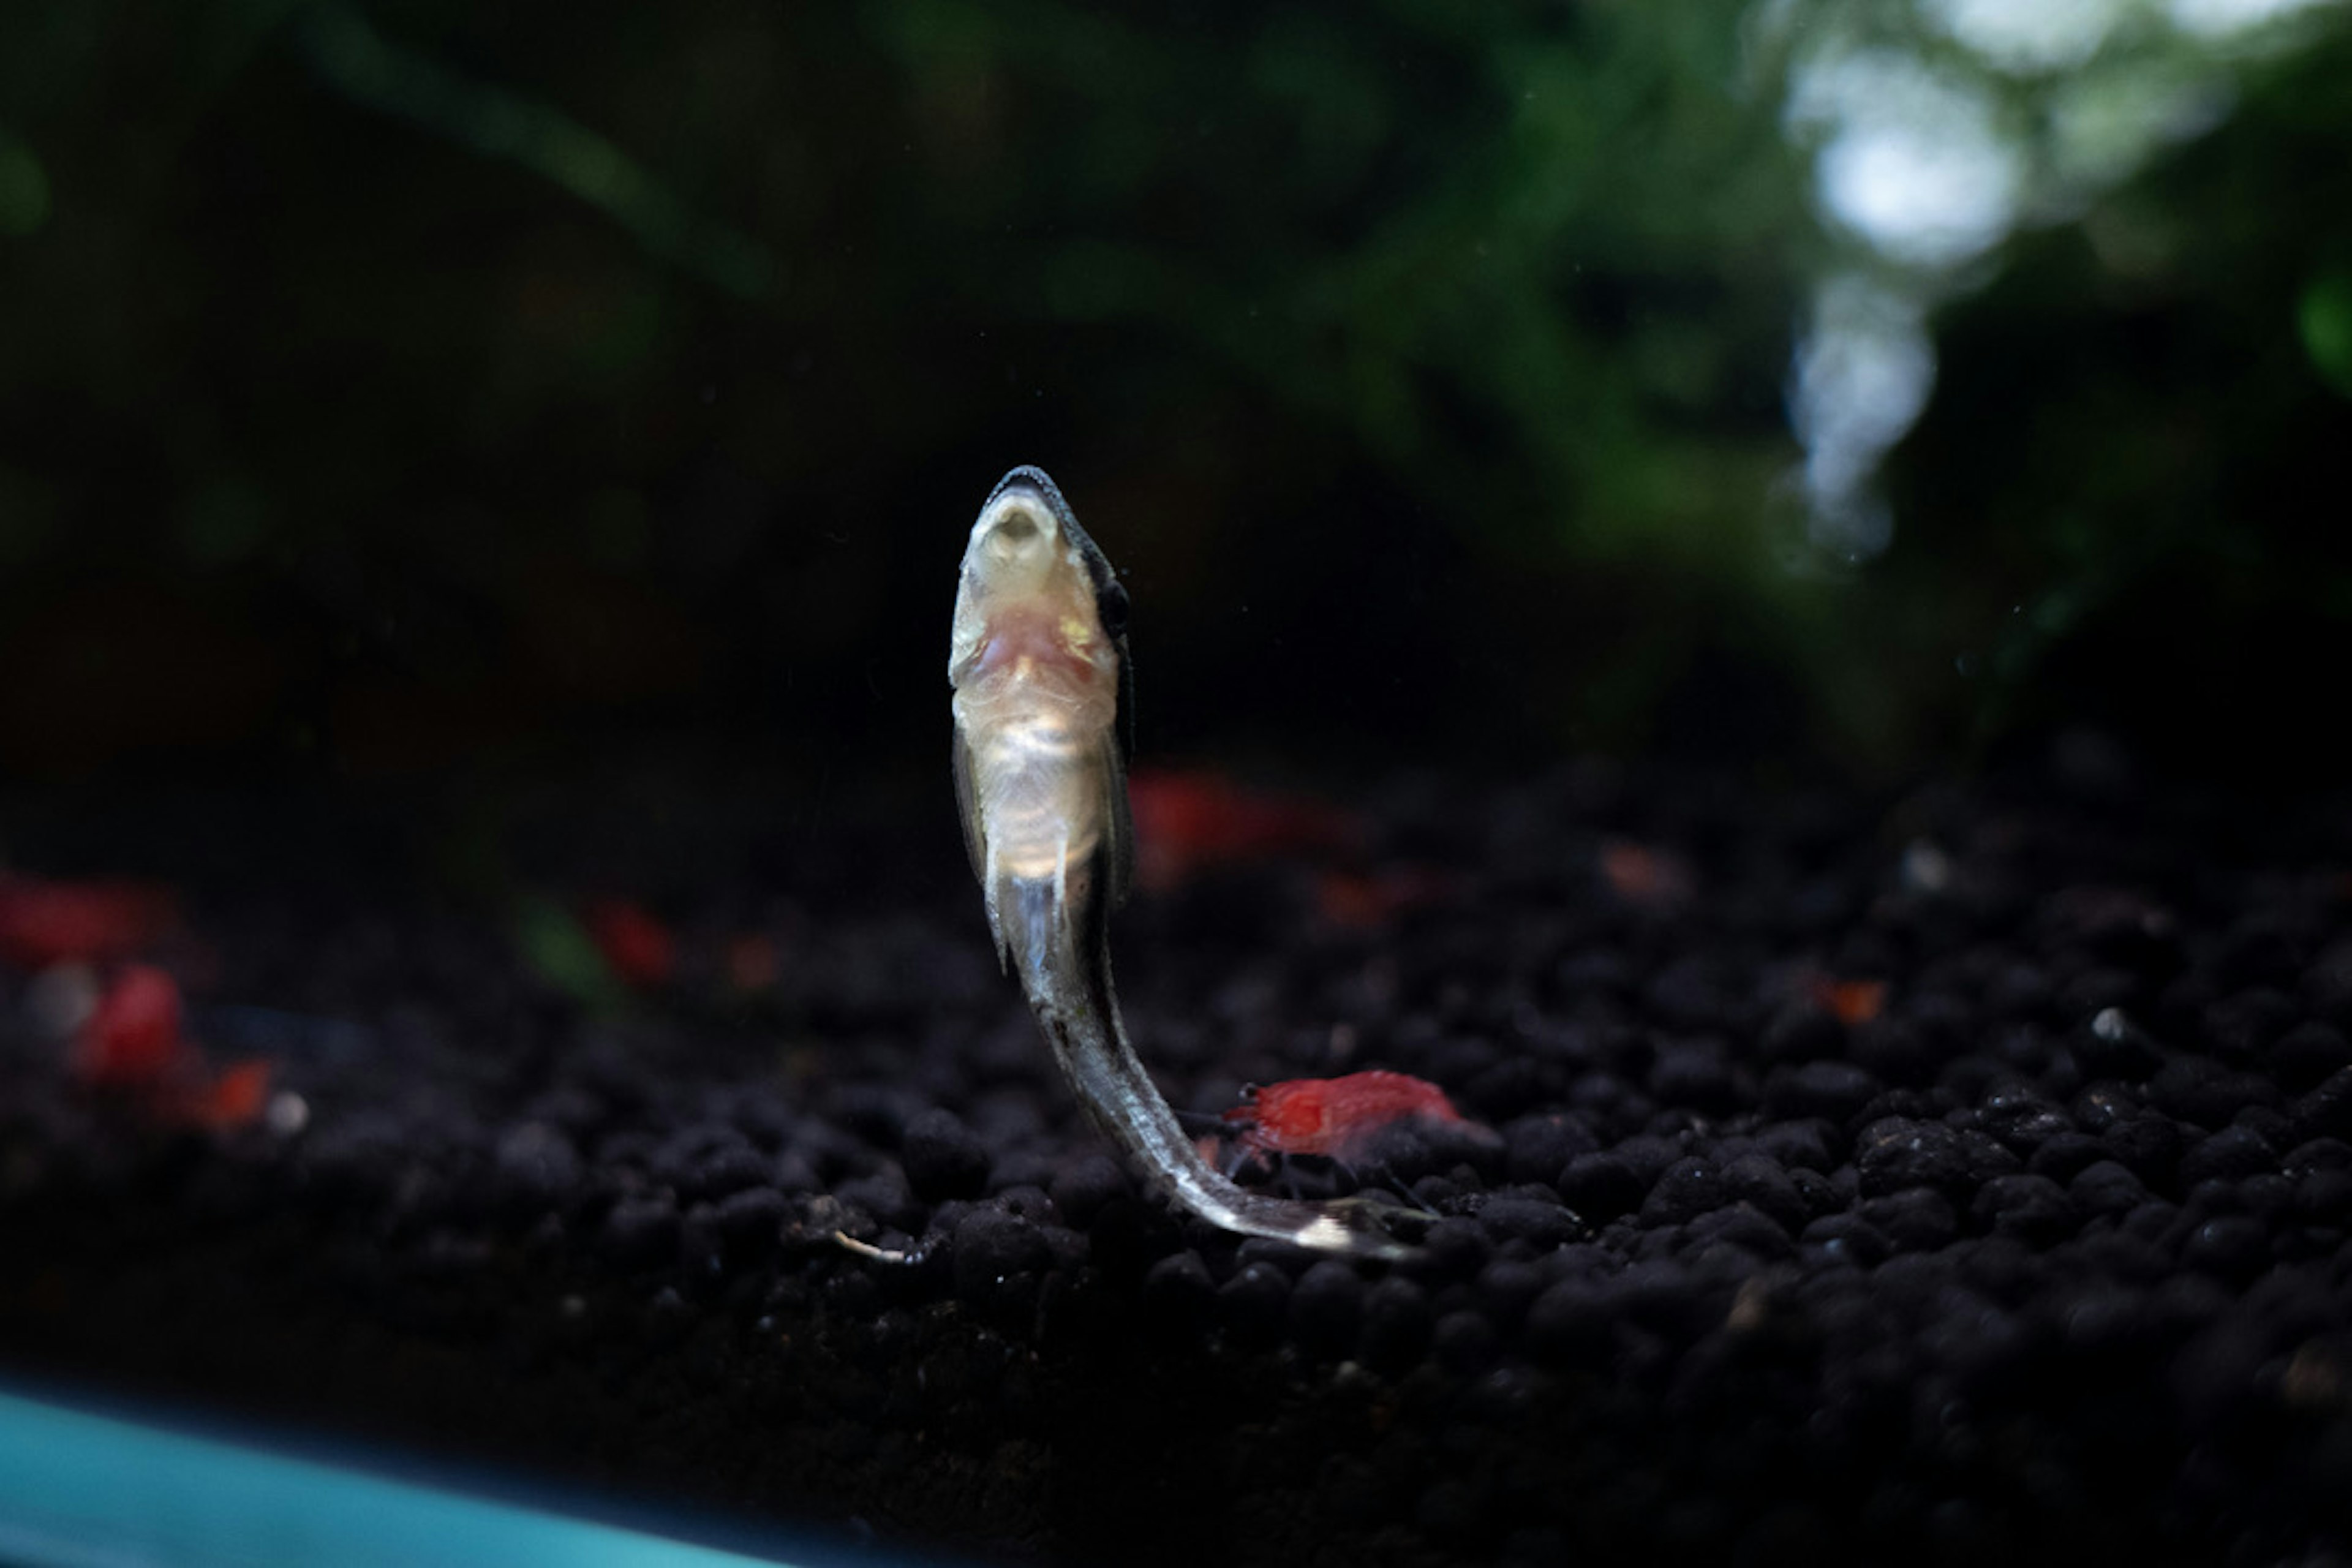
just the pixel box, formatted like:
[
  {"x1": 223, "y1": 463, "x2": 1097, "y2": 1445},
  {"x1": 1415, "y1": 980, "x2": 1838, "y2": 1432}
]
[
  {"x1": 1756, "y1": 1117, "x2": 1839, "y2": 1174},
  {"x1": 1288, "y1": 1260, "x2": 1365, "y2": 1357},
  {"x1": 713, "y1": 1185, "x2": 786, "y2": 1246},
  {"x1": 494, "y1": 1122, "x2": 583, "y2": 1212},
  {"x1": 2150, "y1": 1058, "x2": 2278, "y2": 1128},
  {"x1": 2074, "y1": 1009, "x2": 2165, "y2": 1079},
  {"x1": 1642, "y1": 1158, "x2": 1728, "y2": 1226},
  {"x1": 1801, "y1": 1213, "x2": 1890, "y2": 1268},
  {"x1": 2179, "y1": 1215, "x2": 2269, "y2": 1281},
  {"x1": 2176, "y1": 1125, "x2": 2275, "y2": 1188},
  {"x1": 600, "y1": 1196, "x2": 680, "y2": 1268},
  {"x1": 1140, "y1": 1250, "x2": 1215, "y2": 1333},
  {"x1": 1649, "y1": 1040, "x2": 1745, "y2": 1115},
  {"x1": 900, "y1": 1109, "x2": 992, "y2": 1202},
  {"x1": 2204, "y1": 987, "x2": 2299, "y2": 1058},
  {"x1": 2068, "y1": 1160, "x2": 2147, "y2": 1216},
  {"x1": 1557, "y1": 1153, "x2": 1646, "y2": 1224},
  {"x1": 2101, "y1": 1115, "x2": 2186, "y2": 1187},
  {"x1": 1358, "y1": 1276, "x2": 1434, "y2": 1373},
  {"x1": 683, "y1": 1143, "x2": 774, "y2": 1202},
  {"x1": 1216, "y1": 1262, "x2": 1292, "y2": 1350},
  {"x1": 1758, "y1": 1003, "x2": 1843, "y2": 1065},
  {"x1": 1502, "y1": 1113, "x2": 1600, "y2": 1185},
  {"x1": 1859, "y1": 1188, "x2": 1959, "y2": 1252},
  {"x1": 951, "y1": 1207, "x2": 1050, "y2": 1320},
  {"x1": 2027, "y1": 1131, "x2": 2104, "y2": 1182},
  {"x1": 1849, "y1": 1019, "x2": 1937, "y2": 1087},
  {"x1": 1766, "y1": 1060, "x2": 1882, "y2": 1123},
  {"x1": 1972, "y1": 1174, "x2": 2075, "y2": 1245},
  {"x1": 1719, "y1": 1153, "x2": 1807, "y2": 1233},
  {"x1": 2294, "y1": 1066, "x2": 2352, "y2": 1143},
  {"x1": 1854, "y1": 1118, "x2": 2014, "y2": 1199},
  {"x1": 1431, "y1": 1308, "x2": 1500, "y2": 1374},
  {"x1": 2267, "y1": 1021, "x2": 2352, "y2": 1089},
  {"x1": 1686, "y1": 1204, "x2": 1794, "y2": 1261}
]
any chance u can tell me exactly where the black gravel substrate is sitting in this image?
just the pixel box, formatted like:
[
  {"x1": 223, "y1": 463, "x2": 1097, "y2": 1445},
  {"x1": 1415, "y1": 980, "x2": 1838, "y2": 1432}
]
[{"x1": 4, "y1": 746, "x2": 2352, "y2": 1566}]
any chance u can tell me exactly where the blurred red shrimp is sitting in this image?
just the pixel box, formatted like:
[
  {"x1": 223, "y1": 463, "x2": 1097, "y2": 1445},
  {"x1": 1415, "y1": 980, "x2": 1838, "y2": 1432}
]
[
  {"x1": 179, "y1": 1058, "x2": 273, "y2": 1131},
  {"x1": 1597, "y1": 839, "x2": 1692, "y2": 909},
  {"x1": 70, "y1": 962, "x2": 272, "y2": 1130},
  {"x1": 1126, "y1": 768, "x2": 1360, "y2": 891},
  {"x1": 74, "y1": 962, "x2": 190, "y2": 1090},
  {"x1": 583, "y1": 897, "x2": 676, "y2": 987},
  {"x1": 0, "y1": 875, "x2": 177, "y2": 968},
  {"x1": 1221, "y1": 1069, "x2": 1468, "y2": 1167},
  {"x1": 1808, "y1": 974, "x2": 1888, "y2": 1025},
  {"x1": 1315, "y1": 867, "x2": 1457, "y2": 930}
]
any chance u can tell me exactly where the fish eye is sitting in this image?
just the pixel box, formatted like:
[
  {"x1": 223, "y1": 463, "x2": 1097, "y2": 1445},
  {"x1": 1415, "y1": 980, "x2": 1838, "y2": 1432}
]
[{"x1": 1098, "y1": 579, "x2": 1129, "y2": 636}]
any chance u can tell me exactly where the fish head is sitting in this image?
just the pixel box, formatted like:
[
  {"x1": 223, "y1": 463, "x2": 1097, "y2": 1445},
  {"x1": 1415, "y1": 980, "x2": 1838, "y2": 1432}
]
[{"x1": 949, "y1": 467, "x2": 1124, "y2": 690}]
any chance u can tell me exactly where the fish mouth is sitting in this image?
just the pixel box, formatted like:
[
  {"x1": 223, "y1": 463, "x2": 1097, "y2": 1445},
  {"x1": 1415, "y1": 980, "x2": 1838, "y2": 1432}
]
[
  {"x1": 990, "y1": 504, "x2": 1043, "y2": 546},
  {"x1": 974, "y1": 466, "x2": 1082, "y2": 572},
  {"x1": 977, "y1": 494, "x2": 1057, "y2": 569}
]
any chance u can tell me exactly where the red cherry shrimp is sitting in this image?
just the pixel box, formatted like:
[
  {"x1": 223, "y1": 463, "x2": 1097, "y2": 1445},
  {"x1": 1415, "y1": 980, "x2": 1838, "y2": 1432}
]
[{"x1": 1220, "y1": 1069, "x2": 1468, "y2": 1172}]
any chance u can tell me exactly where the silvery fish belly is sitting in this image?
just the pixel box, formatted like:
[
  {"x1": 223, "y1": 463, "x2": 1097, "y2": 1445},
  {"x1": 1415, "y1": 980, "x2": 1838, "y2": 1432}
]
[
  {"x1": 966, "y1": 707, "x2": 1109, "y2": 960},
  {"x1": 970, "y1": 710, "x2": 1105, "y2": 883},
  {"x1": 946, "y1": 465, "x2": 1421, "y2": 1261}
]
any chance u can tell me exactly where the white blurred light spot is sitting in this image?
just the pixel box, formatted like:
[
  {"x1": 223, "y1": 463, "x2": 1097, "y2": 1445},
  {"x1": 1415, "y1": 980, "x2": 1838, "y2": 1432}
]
[
  {"x1": 1766, "y1": 0, "x2": 2332, "y2": 571},
  {"x1": 1926, "y1": 0, "x2": 2127, "y2": 72},
  {"x1": 1790, "y1": 274, "x2": 1935, "y2": 560},
  {"x1": 1819, "y1": 116, "x2": 2021, "y2": 268},
  {"x1": 1790, "y1": 50, "x2": 2025, "y2": 269},
  {"x1": 266, "y1": 1091, "x2": 311, "y2": 1137},
  {"x1": 1901, "y1": 840, "x2": 1954, "y2": 894}
]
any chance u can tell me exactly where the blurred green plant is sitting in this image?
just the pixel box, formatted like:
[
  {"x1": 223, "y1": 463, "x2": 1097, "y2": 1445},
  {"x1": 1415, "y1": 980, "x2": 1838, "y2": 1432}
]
[
  {"x1": 511, "y1": 892, "x2": 626, "y2": 1014},
  {"x1": 2300, "y1": 269, "x2": 2352, "y2": 398},
  {"x1": 296, "y1": 2, "x2": 775, "y2": 303},
  {"x1": 0, "y1": 0, "x2": 2344, "y2": 782},
  {"x1": 0, "y1": 129, "x2": 48, "y2": 236},
  {"x1": 1875, "y1": 17, "x2": 2352, "y2": 774}
]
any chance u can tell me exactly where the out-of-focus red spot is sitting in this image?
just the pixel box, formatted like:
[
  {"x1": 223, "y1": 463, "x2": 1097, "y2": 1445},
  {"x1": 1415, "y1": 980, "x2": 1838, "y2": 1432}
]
[
  {"x1": 0, "y1": 876, "x2": 176, "y2": 968},
  {"x1": 183, "y1": 1058, "x2": 272, "y2": 1131},
  {"x1": 726, "y1": 933, "x2": 780, "y2": 994},
  {"x1": 1127, "y1": 768, "x2": 1359, "y2": 892},
  {"x1": 1222, "y1": 1069, "x2": 1468, "y2": 1164},
  {"x1": 585, "y1": 898, "x2": 674, "y2": 987},
  {"x1": 1315, "y1": 867, "x2": 1453, "y2": 929},
  {"x1": 1599, "y1": 839, "x2": 1692, "y2": 908},
  {"x1": 66, "y1": 963, "x2": 275, "y2": 1132},
  {"x1": 1809, "y1": 975, "x2": 1888, "y2": 1025},
  {"x1": 1317, "y1": 873, "x2": 1389, "y2": 929},
  {"x1": 74, "y1": 963, "x2": 191, "y2": 1090}
]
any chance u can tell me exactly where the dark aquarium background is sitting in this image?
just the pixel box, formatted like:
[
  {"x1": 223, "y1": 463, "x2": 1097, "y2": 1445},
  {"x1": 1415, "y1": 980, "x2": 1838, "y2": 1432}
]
[
  {"x1": 4, "y1": 0, "x2": 2347, "y2": 799},
  {"x1": 10, "y1": 8, "x2": 2352, "y2": 1565}
]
